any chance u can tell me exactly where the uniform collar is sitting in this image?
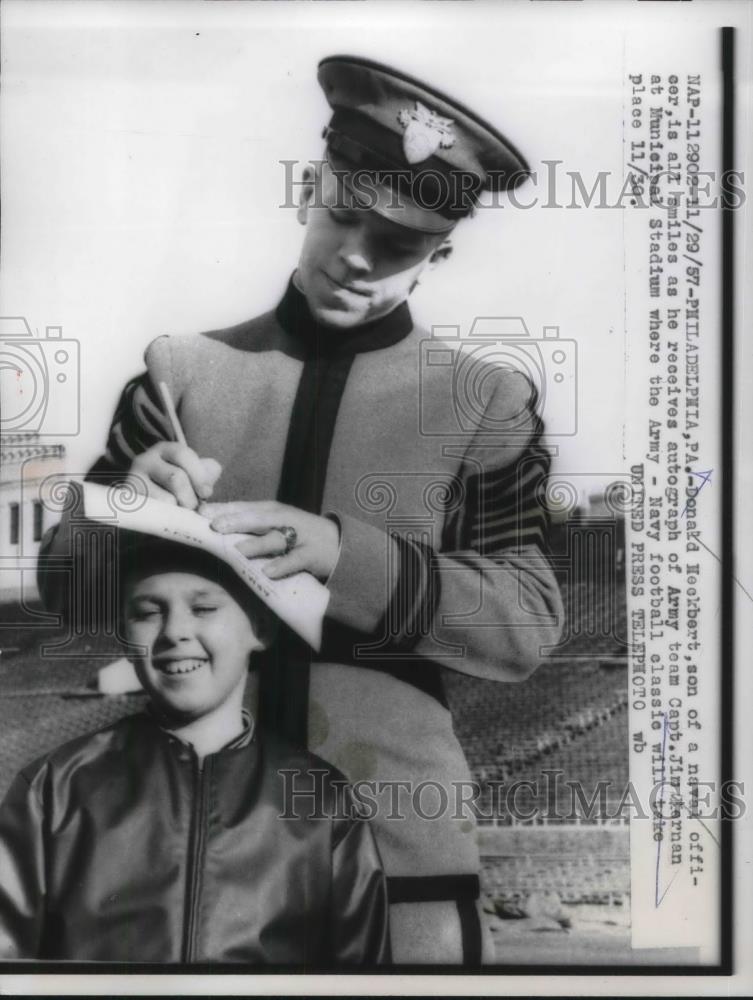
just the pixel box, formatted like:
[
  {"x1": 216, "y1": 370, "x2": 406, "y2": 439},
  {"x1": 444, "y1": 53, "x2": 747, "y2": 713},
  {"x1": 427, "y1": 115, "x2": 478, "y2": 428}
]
[{"x1": 275, "y1": 273, "x2": 413, "y2": 357}]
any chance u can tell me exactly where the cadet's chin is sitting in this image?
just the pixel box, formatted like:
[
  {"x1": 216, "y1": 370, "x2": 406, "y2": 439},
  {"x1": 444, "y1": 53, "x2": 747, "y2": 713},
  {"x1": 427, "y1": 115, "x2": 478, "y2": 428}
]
[{"x1": 308, "y1": 298, "x2": 370, "y2": 330}]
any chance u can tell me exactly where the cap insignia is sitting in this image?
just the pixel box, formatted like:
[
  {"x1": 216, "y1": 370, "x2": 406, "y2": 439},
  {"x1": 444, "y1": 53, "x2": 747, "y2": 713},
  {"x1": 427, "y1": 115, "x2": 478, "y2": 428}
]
[{"x1": 397, "y1": 101, "x2": 456, "y2": 164}]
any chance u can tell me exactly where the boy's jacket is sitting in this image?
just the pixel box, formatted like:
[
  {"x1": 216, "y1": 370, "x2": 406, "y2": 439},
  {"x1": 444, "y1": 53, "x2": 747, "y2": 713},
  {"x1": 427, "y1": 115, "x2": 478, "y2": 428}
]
[{"x1": 0, "y1": 713, "x2": 389, "y2": 965}]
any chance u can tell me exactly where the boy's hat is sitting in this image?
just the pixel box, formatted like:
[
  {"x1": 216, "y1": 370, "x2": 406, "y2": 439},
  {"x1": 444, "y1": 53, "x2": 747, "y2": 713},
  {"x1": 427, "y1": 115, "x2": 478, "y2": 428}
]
[
  {"x1": 317, "y1": 54, "x2": 530, "y2": 233},
  {"x1": 79, "y1": 483, "x2": 329, "y2": 650}
]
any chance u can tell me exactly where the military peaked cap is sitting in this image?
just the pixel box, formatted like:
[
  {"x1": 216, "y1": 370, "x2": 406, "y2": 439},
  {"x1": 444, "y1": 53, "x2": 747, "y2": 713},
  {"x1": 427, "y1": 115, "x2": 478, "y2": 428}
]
[{"x1": 317, "y1": 54, "x2": 530, "y2": 232}]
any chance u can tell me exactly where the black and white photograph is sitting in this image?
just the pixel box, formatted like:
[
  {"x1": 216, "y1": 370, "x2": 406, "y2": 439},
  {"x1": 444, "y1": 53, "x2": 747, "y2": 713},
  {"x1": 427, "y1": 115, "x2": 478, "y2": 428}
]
[{"x1": 0, "y1": 0, "x2": 751, "y2": 994}]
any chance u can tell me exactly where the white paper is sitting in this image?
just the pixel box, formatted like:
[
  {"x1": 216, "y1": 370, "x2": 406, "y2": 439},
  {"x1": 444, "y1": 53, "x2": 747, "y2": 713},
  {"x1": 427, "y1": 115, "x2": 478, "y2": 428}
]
[{"x1": 82, "y1": 481, "x2": 330, "y2": 651}]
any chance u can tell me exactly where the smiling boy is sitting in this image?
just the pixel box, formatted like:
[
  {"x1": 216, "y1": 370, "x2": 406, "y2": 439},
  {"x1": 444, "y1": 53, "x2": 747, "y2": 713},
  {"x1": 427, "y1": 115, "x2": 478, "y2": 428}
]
[
  {"x1": 0, "y1": 524, "x2": 389, "y2": 964},
  {"x1": 125, "y1": 553, "x2": 267, "y2": 757}
]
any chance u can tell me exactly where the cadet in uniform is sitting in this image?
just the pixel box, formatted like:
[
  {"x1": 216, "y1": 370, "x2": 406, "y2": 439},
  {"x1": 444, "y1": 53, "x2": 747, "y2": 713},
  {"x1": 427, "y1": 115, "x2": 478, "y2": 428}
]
[{"x1": 40, "y1": 55, "x2": 564, "y2": 964}]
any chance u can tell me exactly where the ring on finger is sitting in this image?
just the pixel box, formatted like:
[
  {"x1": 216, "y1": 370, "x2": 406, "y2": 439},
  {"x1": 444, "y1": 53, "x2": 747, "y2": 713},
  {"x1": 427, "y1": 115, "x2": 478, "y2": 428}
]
[{"x1": 277, "y1": 525, "x2": 298, "y2": 554}]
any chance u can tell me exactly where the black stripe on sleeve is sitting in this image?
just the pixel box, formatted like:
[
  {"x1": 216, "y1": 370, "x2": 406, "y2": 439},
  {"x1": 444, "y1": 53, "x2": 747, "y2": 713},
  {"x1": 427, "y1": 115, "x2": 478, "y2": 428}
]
[
  {"x1": 88, "y1": 373, "x2": 173, "y2": 477},
  {"x1": 387, "y1": 874, "x2": 480, "y2": 904},
  {"x1": 378, "y1": 534, "x2": 440, "y2": 651}
]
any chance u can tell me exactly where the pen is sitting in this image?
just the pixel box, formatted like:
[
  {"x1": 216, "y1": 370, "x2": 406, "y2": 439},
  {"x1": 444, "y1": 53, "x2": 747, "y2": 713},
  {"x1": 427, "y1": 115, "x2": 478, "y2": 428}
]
[
  {"x1": 158, "y1": 381, "x2": 188, "y2": 448},
  {"x1": 158, "y1": 381, "x2": 213, "y2": 512}
]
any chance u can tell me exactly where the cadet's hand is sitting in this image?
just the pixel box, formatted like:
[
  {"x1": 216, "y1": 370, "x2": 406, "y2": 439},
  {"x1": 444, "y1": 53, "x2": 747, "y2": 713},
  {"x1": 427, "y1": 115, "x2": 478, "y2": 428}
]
[
  {"x1": 203, "y1": 501, "x2": 341, "y2": 581},
  {"x1": 128, "y1": 443, "x2": 222, "y2": 509}
]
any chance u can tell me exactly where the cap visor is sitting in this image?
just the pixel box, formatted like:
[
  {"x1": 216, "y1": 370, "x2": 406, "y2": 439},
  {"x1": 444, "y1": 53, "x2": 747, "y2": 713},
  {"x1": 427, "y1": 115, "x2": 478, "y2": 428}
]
[{"x1": 327, "y1": 152, "x2": 457, "y2": 234}]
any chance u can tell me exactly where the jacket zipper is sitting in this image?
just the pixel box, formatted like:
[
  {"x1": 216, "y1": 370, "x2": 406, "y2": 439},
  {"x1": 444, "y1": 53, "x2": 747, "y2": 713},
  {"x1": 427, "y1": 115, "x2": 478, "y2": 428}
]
[{"x1": 182, "y1": 755, "x2": 212, "y2": 962}]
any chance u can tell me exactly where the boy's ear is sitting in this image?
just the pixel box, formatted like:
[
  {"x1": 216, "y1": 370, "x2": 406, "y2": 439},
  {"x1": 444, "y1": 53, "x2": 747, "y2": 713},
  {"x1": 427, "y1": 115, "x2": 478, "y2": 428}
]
[{"x1": 251, "y1": 606, "x2": 278, "y2": 654}]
